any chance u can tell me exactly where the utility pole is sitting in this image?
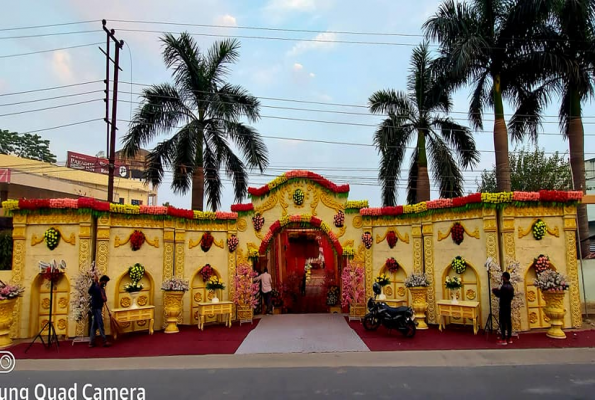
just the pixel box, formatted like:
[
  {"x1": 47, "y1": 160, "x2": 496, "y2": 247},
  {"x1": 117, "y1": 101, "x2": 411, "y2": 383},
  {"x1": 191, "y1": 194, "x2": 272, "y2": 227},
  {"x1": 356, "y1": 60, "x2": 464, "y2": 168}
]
[{"x1": 100, "y1": 19, "x2": 124, "y2": 203}]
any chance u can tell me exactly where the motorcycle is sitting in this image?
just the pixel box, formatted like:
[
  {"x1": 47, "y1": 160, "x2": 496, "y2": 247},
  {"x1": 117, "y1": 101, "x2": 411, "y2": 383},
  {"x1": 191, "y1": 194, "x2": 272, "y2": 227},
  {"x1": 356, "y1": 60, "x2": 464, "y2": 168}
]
[{"x1": 363, "y1": 282, "x2": 417, "y2": 337}]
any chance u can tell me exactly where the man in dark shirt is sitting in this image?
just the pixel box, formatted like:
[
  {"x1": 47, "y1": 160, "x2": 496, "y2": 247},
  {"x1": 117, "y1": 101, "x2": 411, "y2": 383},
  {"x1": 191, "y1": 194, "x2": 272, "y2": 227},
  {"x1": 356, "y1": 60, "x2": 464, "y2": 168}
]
[
  {"x1": 88, "y1": 275, "x2": 111, "y2": 348},
  {"x1": 492, "y1": 272, "x2": 514, "y2": 345}
]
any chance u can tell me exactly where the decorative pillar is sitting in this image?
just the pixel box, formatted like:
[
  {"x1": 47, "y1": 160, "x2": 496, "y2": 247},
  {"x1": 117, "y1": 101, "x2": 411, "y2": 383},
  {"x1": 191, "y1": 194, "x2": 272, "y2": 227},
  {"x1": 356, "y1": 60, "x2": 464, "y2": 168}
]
[
  {"x1": 228, "y1": 221, "x2": 238, "y2": 317},
  {"x1": 421, "y1": 216, "x2": 436, "y2": 324},
  {"x1": 564, "y1": 205, "x2": 582, "y2": 328},
  {"x1": 9, "y1": 214, "x2": 26, "y2": 339},
  {"x1": 499, "y1": 207, "x2": 516, "y2": 265},
  {"x1": 163, "y1": 220, "x2": 175, "y2": 280},
  {"x1": 363, "y1": 220, "x2": 373, "y2": 301},
  {"x1": 76, "y1": 214, "x2": 93, "y2": 337},
  {"x1": 174, "y1": 220, "x2": 186, "y2": 278},
  {"x1": 95, "y1": 215, "x2": 111, "y2": 275}
]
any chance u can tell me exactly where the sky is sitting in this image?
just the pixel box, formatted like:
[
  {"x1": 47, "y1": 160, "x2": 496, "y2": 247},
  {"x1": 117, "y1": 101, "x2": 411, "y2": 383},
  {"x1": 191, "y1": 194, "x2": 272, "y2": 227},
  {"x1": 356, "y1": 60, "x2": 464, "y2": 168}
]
[{"x1": 1, "y1": 0, "x2": 593, "y2": 210}]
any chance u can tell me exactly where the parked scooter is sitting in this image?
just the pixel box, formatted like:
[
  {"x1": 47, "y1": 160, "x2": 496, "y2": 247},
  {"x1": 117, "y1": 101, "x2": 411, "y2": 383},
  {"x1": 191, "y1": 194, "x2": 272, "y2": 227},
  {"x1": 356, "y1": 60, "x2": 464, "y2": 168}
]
[{"x1": 363, "y1": 282, "x2": 417, "y2": 337}]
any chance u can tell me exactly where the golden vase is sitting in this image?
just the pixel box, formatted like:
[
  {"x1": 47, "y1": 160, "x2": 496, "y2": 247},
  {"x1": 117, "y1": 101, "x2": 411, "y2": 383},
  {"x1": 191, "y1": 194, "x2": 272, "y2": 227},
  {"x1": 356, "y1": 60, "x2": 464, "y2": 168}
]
[
  {"x1": 237, "y1": 305, "x2": 254, "y2": 323},
  {"x1": 542, "y1": 291, "x2": 567, "y2": 339},
  {"x1": 0, "y1": 298, "x2": 17, "y2": 348},
  {"x1": 409, "y1": 287, "x2": 428, "y2": 330},
  {"x1": 163, "y1": 291, "x2": 185, "y2": 334}
]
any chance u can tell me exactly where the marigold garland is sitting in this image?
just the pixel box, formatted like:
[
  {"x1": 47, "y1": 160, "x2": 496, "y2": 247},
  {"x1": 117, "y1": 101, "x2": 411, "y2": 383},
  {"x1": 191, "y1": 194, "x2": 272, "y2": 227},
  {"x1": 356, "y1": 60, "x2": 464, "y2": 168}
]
[
  {"x1": 293, "y1": 188, "x2": 305, "y2": 205},
  {"x1": 532, "y1": 219, "x2": 547, "y2": 240},
  {"x1": 451, "y1": 256, "x2": 467, "y2": 274},
  {"x1": 44, "y1": 227, "x2": 60, "y2": 250}
]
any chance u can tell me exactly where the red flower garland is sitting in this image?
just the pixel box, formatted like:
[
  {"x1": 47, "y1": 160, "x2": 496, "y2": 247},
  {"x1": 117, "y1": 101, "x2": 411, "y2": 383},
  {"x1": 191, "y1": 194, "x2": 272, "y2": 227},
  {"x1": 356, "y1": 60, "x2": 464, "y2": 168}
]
[
  {"x1": 248, "y1": 171, "x2": 350, "y2": 197},
  {"x1": 386, "y1": 231, "x2": 397, "y2": 248},
  {"x1": 386, "y1": 257, "x2": 399, "y2": 273},
  {"x1": 451, "y1": 222, "x2": 464, "y2": 245},
  {"x1": 231, "y1": 203, "x2": 254, "y2": 212},
  {"x1": 130, "y1": 230, "x2": 145, "y2": 251},
  {"x1": 200, "y1": 232, "x2": 214, "y2": 252},
  {"x1": 199, "y1": 264, "x2": 214, "y2": 282}
]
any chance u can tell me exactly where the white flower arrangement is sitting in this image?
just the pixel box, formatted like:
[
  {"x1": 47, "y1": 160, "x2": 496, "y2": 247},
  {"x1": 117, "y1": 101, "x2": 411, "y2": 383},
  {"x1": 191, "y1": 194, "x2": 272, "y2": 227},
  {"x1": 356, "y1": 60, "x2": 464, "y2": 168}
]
[
  {"x1": 161, "y1": 277, "x2": 190, "y2": 292},
  {"x1": 404, "y1": 273, "x2": 429, "y2": 288},
  {"x1": 534, "y1": 269, "x2": 569, "y2": 292},
  {"x1": 70, "y1": 261, "x2": 97, "y2": 323},
  {"x1": 488, "y1": 258, "x2": 525, "y2": 330}
]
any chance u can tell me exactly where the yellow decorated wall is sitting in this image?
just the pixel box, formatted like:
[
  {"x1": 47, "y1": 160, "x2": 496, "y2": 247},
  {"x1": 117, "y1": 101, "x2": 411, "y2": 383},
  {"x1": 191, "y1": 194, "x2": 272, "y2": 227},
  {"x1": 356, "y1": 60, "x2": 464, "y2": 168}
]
[{"x1": 6, "y1": 180, "x2": 583, "y2": 339}]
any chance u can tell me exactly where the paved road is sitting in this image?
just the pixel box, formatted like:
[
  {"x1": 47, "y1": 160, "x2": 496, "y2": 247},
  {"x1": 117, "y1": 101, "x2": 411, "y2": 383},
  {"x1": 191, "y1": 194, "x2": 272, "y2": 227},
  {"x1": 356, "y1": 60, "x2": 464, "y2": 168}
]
[{"x1": 3, "y1": 364, "x2": 595, "y2": 399}]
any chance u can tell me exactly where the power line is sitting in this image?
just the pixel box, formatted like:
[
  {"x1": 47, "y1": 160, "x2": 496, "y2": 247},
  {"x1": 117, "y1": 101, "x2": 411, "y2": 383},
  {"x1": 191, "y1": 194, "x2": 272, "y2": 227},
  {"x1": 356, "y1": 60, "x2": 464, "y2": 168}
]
[
  {"x1": 0, "y1": 42, "x2": 103, "y2": 59},
  {"x1": 119, "y1": 81, "x2": 595, "y2": 120},
  {"x1": 0, "y1": 99, "x2": 102, "y2": 117},
  {"x1": 116, "y1": 118, "x2": 595, "y2": 156},
  {"x1": 0, "y1": 80, "x2": 103, "y2": 97},
  {"x1": 14, "y1": 118, "x2": 103, "y2": 134},
  {"x1": 0, "y1": 20, "x2": 99, "y2": 32},
  {"x1": 0, "y1": 90, "x2": 103, "y2": 107},
  {"x1": 109, "y1": 19, "x2": 423, "y2": 38},
  {"x1": 0, "y1": 30, "x2": 101, "y2": 40}
]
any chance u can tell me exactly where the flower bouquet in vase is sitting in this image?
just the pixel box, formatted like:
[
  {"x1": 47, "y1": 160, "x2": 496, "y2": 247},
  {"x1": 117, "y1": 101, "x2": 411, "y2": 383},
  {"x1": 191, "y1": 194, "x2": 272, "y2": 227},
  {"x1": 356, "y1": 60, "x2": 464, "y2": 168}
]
[
  {"x1": 375, "y1": 274, "x2": 390, "y2": 300},
  {"x1": 124, "y1": 282, "x2": 144, "y2": 308},
  {"x1": 535, "y1": 269, "x2": 569, "y2": 339},
  {"x1": 445, "y1": 276, "x2": 462, "y2": 304},
  {"x1": 233, "y1": 263, "x2": 259, "y2": 323},
  {"x1": 161, "y1": 277, "x2": 189, "y2": 333},
  {"x1": 405, "y1": 273, "x2": 429, "y2": 329},
  {"x1": 0, "y1": 280, "x2": 25, "y2": 348},
  {"x1": 206, "y1": 276, "x2": 225, "y2": 303}
]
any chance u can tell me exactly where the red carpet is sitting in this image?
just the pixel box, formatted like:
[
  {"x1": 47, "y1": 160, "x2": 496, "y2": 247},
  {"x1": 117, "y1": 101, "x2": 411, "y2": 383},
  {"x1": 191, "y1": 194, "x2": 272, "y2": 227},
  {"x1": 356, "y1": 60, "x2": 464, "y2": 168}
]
[
  {"x1": 11, "y1": 321, "x2": 259, "y2": 359},
  {"x1": 347, "y1": 319, "x2": 595, "y2": 351}
]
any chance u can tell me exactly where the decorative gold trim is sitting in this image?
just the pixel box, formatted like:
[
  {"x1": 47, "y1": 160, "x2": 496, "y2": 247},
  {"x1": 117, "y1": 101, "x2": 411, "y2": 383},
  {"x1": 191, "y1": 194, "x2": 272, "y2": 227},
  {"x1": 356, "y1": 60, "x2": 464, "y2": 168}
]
[
  {"x1": 375, "y1": 228, "x2": 410, "y2": 244},
  {"x1": 320, "y1": 192, "x2": 344, "y2": 213},
  {"x1": 31, "y1": 227, "x2": 76, "y2": 247},
  {"x1": 342, "y1": 239, "x2": 355, "y2": 248},
  {"x1": 352, "y1": 215, "x2": 363, "y2": 229},
  {"x1": 237, "y1": 218, "x2": 247, "y2": 232},
  {"x1": 213, "y1": 238, "x2": 224, "y2": 249},
  {"x1": 114, "y1": 231, "x2": 159, "y2": 249},
  {"x1": 254, "y1": 192, "x2": 278, "y2": 215},
  {"x1": 336, "y1": 225, "x2": 347, "y2": 239},
  {"x1": 518, "y1": 218, "x2": 560, "y2": 239},
  {"x1": 437, "y1": 222, "x2": 480, "y2": 241}
]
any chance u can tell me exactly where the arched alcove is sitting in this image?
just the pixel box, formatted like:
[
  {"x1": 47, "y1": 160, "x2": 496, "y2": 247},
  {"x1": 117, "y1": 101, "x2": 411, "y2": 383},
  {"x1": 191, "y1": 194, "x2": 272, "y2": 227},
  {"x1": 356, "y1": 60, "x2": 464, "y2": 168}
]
[
  {"x1": 379, "y1": 264, "x2": 408, "y2": 306},
  {"x1": 29, "y1": 273, "x2": 70, "y2": 338},
  {"x1": 442, "y1": 262, "x2": 481, "y2": 327},
  {"x1": 114, "y1": 268, "x2": 155, "y2": 333},
  {"x1": 190, "y1": 265, "x2": 224, "y2": 325},
  {"x1": 524, "y1": 262, "x2": 557, "y2": 330}
]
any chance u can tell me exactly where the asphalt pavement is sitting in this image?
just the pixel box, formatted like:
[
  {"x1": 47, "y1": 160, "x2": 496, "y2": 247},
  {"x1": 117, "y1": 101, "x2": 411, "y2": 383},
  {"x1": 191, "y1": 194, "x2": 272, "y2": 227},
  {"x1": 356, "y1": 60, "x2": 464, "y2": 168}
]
[{"x1": 2, "y1": 364, "x2": 595, "y2": 399}]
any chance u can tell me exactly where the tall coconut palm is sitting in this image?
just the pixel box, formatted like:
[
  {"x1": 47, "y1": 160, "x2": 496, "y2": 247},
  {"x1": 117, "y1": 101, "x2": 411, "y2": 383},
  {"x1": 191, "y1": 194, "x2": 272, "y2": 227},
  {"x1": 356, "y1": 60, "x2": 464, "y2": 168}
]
[
  {"x1": 423, "y1": 0, "x2": 555, "y2": 192},
  {"x1": 369, "y1": 43, "x2": 480, "y2": 206},
  {"x1": 122, "y1": 33, "x2": 269, "y2": 211},
  {"x1": 526, "y1": 0, "x2": 594, "y2": 256}
]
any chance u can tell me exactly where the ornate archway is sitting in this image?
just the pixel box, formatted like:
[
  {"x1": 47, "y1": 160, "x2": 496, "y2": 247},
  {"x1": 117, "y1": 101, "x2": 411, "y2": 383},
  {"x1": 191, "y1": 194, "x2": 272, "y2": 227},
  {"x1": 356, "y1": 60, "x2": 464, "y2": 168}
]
[
  {"x1": 442, "y1": 262, "x2": 481, "y2": 327},
  {"x1": 190, "y1": 265, "x2": 224, "y2": 324}
]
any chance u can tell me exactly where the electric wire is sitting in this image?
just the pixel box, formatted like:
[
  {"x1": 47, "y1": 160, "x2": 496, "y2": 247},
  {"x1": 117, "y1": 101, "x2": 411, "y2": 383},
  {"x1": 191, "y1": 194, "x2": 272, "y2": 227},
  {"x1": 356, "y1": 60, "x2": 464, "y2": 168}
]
[{"x1": 0, "y1": 42, "x2": 103, "y2": 59}]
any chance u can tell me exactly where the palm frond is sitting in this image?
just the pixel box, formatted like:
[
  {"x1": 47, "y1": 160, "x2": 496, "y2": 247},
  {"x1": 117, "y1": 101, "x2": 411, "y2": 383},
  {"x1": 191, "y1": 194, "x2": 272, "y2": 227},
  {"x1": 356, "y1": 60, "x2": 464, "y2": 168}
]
[
  {"x1": 144, "y1": 136, "x2": 177, "y2": 189},
  {"x1": 212, "y1": 83, "x2": 261, "y2": 122},
  {"x1": 224, "y1": 121, "x2": 269, "y2": 172},
  {"x1": 169, "y1": 122, "x2": 200, "y2": 194},
  {"x1": 368, "y1": 89, "x2": 415, "y2": 118},
  {"x1": 469, "y1": 71, "x2": 490, "y2": 130},
  {"x1": 206, "y1": 39, "x2": 240, "y2": 85},
  {"x1": 161, "y1": 32, "x2": 206, "y2": 94},
  {"x1": 122, "y1": 84, "x2": 192, "y2": 158},
  {"x1": 426, "y1": 133, "x2": 464, "y2": 199},
  {"x1": 202, "y1": 142, "x2": 222, "y2": 211},
  {"x1": 432, "y1": 117, "x2": 480, "y2": 169}
]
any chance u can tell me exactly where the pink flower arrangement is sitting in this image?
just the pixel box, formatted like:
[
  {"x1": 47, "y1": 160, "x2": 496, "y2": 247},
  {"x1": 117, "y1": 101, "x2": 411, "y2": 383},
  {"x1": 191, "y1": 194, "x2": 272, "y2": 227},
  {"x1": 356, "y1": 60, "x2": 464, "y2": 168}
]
[
  {"x1": 567, "y1": 191, "x2": 583, "y2": 201},
  {"x1": 227, "y1": 235, "x2": 239, "y2": 252},
  {"x1": 290, "y1": 214, "x2": 303, "y2": 223},
  {"x1": 140, "y1": 205, "x2": 167, "y2": 215},
  {"x1": 199, "y1": 264, "x2": 214, "y2": 282},
  {"x1": 285, "y1": 170, "x2": 310, "y2": 179},
  {"x1": 215, "y1": 211, "x2": 238, "y2": 219},
  {"x1": 49, "y1": 199, "x2": 78, "y2": 208},
  {"x1": 341, "y1": 262, "x2": 365, "y2": 307},
  {"x1": 233, "y1": 263, "x2": 260, "y2": 308},
  {"x1": 362, "y1": 232, "x2": 373, "y2": 249},
  {"x1": 533, "y1": 254, "x2": 551, "y2": 275}
]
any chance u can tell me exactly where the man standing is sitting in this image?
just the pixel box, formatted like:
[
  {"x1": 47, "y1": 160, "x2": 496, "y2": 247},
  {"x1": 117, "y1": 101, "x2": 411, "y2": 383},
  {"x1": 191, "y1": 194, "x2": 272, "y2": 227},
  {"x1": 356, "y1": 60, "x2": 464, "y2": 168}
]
[
  {"x1": 88, "y1": 275, "x2": 112, "y2": 348},
  {"x1": 254, "y1": 268, "x2": 273, "y2": 315},
  {"x1": 492, "y1": 272, "x2": 514, "y2": 345}
]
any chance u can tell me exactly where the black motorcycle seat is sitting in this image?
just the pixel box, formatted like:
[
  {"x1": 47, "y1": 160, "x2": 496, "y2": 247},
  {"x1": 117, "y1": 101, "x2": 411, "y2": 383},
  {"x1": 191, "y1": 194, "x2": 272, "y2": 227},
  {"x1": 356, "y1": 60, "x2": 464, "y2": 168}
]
[{"x1": 380, "y1": 304, "x2": 409, "y2": 317}]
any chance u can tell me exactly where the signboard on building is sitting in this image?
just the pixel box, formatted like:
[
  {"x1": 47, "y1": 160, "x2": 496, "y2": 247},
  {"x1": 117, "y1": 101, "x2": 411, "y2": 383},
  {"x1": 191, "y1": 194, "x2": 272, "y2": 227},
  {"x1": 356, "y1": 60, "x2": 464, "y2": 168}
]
[{"x1": 66, "y1": 151, "x2": 128, "y2": 177}]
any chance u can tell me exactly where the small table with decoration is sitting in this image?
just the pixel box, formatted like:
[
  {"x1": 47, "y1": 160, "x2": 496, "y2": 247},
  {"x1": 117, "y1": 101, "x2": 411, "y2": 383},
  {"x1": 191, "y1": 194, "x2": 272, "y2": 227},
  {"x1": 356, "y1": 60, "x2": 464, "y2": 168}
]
[
  {"x1": 197, "y1": 301, "x2": 234, "y2": 330},
  {"x1": 110, "y1": 305, "x2": 155, "y2": 340},
  {"x1": 436, "y1": 299, "x2": 480, "y2": 335}
]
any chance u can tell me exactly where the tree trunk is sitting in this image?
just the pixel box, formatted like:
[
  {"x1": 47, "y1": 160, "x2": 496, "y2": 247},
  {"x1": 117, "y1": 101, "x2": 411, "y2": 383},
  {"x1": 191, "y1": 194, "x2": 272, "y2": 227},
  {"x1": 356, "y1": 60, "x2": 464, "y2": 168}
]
[
  {"x1": 191, "y1": 167, "x2": 204, "y2": 211},
  {"x1": 493, "y1": 75, "x2": 511, "y2": 192},
  {"x1": 567, "y1": 91, "x2": 590, "y2": 258},
  {"x1": 417, "y1": 130, "x2": 431, "y2": 202}
]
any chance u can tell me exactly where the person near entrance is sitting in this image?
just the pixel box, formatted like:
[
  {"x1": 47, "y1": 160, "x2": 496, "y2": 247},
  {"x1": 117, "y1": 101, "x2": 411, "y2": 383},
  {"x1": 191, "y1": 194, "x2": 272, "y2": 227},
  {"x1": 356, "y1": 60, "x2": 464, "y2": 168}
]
[
  {"x1": 492, "y1": 271, "x2": 514, "y2": 346},
  {"x1": 88, "y1": 275, "x2": 112, "y2": 348},
  {"x1": 254, "y1": 268, "x2": 273, "y2": 315}
]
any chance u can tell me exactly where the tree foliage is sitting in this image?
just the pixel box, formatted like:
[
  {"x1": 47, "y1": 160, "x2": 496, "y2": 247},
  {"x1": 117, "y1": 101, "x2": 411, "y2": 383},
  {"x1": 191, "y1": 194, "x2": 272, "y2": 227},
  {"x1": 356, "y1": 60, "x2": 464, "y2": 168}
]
[
  {"x1": 0, "y1": 129, "x2": 57, "y2": 163},
  {"x1": 476, "y1": 147, "x2": 572, "y2": 193},
  {"x1": 369, "y1": 43, "x2": 479, "y2": 205},
  {"x1": 122, "y1": 33, "x2": 268, "y2": 211}
]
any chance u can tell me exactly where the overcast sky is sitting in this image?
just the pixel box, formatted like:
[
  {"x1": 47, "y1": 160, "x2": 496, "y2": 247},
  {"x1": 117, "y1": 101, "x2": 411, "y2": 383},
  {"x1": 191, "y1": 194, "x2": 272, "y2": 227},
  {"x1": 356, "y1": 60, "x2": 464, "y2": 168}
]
[{"x1": 1, "y1": 0, "x2": 592, "y2": 209}]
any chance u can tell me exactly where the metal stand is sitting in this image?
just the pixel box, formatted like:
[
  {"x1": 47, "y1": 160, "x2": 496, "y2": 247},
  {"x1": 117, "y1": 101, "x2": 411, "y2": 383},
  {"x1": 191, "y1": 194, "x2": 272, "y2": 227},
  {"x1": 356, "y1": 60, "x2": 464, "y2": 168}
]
[
  {"x1": 25, "y1": 278, "x2": 59, "y2": 352},
  {"x1": 484, "y1": 269, "x2": 500, "y2": 337}
]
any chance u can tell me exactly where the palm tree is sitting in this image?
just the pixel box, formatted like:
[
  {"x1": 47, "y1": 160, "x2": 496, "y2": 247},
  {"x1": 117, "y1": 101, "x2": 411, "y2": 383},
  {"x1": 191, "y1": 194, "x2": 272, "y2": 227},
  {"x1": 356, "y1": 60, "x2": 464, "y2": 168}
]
[
  {"x1": 528, "y1": 0, "x2": 594, "y2": 256},
  {"x1": 423, "y1": 0, "x2": 554, "y2": 192},
  {"x1": 369, "y1": 43, "x2": 480, "y2": 205},
  {"x1": 122, "y1": 33, "x2": 269, "y2": 211}
]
